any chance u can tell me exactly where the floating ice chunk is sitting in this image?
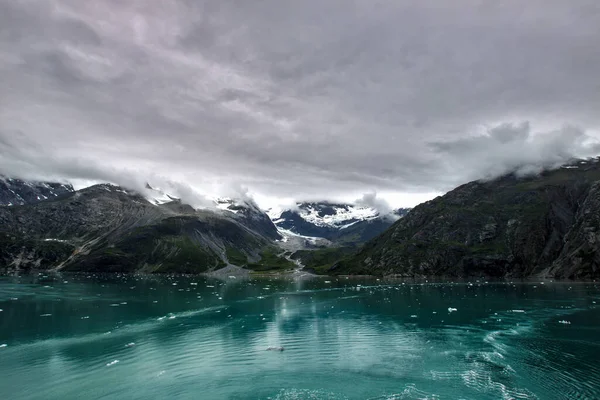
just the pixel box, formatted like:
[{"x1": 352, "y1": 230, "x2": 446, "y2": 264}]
[
  {"x1": 411, "y1": 315, "x2": 417, "y2": 318},
  {"x1": 558, "y1": 320, "x2": 571, "y2": 325},
  {"x1": 125, "y1": 343, "x2": 135, "y2": 348},
  {"x1": 512, "y1": 310, "x2": 526, "y2": 313},
  {"x1": 448, "y1": 308, "x2": 458, "y2": 313},
  {"x1": 0, "y1": 344, "x2": 6, "y2": 348},
  {"x1": 324, "y1": 281, "x2": 331, "y2": 283},
  {"x1": 81, "y1": 316, "x2": 90, "y2": 319},
  {"x1": 40, "y1": 314, "x2": 52, "y2": 317},
  {"x1": 106, "y1": 360, "x2": 120, "y2": 366}
]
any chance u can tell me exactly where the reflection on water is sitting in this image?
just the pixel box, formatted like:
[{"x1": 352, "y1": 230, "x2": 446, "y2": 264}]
[{"x1": 0, "y1": 274, "x2": 599, "y2": 399}]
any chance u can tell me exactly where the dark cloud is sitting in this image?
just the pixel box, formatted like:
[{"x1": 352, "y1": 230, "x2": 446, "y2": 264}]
[{"x1": 1, "y1": 0, "x2": 600, "y2": 208}]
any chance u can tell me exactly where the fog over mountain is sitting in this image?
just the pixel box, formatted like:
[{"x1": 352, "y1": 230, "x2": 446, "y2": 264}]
[{"x1": 1, "y1": 1, "x2": 600, "y2": 209}]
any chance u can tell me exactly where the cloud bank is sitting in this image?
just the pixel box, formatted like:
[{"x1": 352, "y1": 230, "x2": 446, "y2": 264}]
[{"x1": 1, "y1": 0, "x2": 600, "y2": 208}]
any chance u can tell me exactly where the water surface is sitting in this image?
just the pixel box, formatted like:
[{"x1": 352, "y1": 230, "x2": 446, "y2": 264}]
[{"x1": 0, "y1": 274, "x2": 599, "y2": 399}]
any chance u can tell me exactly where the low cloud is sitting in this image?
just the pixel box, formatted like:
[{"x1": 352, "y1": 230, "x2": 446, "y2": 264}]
[
  {"x1": 355, "y1": 192, "x2": 394, "y2": 217},
  {"x1": 430, "y1": 123, "x2": 600, "y2": 184},
  {"x1": 0, "y1": 130, "x2": 214, "y2": 209}
]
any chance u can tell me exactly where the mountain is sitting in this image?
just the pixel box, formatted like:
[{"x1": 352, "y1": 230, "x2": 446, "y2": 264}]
[
  {"x1": 0, "y1": 176, "x2": 74, "y2": 206},
  {"x1": 328, "y1": 159, "x2": 600, "y2": 279},
  {"x1": 0, "y1": 182, "x2": 292, "y2": 274},
  {"x1": 215, "y1": 198, "x2": 281, "y2": 241},
  {"x1": 143, "y1": 184, "x2": 282, "y2": 241},
  {"x1": 269, "y1": 202, "x2": 410, "y2": 245}
]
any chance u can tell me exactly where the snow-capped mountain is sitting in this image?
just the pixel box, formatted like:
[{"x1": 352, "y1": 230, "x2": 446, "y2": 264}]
[
  {"x1": 269, "y1": 202, "x2": 410, "y2": 245},
  {"x1": 0, "y1": 176, "x2": 74, "y2": 206}
]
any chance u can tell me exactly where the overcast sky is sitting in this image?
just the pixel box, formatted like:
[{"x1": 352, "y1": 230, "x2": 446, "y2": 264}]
[{"x1": 1, "y1": 1, "x2": 600, "y2": 209}]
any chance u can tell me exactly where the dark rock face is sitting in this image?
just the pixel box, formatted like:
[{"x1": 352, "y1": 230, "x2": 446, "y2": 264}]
[
  {"x1": 223, "y1": 201, "x2": 281, "y2": 241},
  {"x1": 0, "y1": 176, "x2": 74, "y2": 206},
  {"x1": 335, "y1": 160, "x2": 600, "y2": 279}
]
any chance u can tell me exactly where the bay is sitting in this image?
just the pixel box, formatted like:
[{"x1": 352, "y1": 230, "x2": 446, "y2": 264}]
[{"x1": 0, "y1": 274, "x2": 599, "y2": 399}]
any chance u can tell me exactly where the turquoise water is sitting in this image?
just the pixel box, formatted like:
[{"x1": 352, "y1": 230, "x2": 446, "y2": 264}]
[{"x1": 0, "y1": 274, "x2": 599, "y2": 400}]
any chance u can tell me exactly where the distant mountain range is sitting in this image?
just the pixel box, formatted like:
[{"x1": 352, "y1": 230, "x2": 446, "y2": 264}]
[{"x1": 269, "y1": 202, "x2": 410, "y2": 246}]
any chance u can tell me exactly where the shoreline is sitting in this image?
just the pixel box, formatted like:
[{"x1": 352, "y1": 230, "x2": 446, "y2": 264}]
[{"x1": 0, "y1": 268, "x2": 597, "y2": 283}]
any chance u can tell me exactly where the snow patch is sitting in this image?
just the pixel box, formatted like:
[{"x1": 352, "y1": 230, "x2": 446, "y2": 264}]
[
  {"x1": 43, "y1": 238, "x2": 68, "y2": 243},
  {"x1": 276, "y1": 227, "x2": 323, "y2": 245},
  {"x1": 299, "y1": 204, "x2": 379, "y2": 227},
  {"x1": 143, "y1": 186, "x2": 176, "y2": 205}
]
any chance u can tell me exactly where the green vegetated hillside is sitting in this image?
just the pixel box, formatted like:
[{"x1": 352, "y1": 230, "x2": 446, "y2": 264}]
[
  {"x1": 291, "y1": 247, "x2": 358, "y2": 274},
  {"x1": 328, "y1": 160, "x2": 600, "y2": 279}
]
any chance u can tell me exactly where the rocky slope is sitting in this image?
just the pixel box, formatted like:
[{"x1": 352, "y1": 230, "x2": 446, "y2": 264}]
[
  {"x1": 0, "y1": 183, "x2": 289, "y2": 274},
  {"x1": 216, "y1": 198, "x2": 281, "y2": 241},
  {"x1": 329, "y1": 159, "x2": 600, "y2": 279},
  {"x1": 0, "y1": 176, "x2": 74, "y2": 206},
  {"x1": 270, "y1": 202, "x2": 410, "y2": 245}
]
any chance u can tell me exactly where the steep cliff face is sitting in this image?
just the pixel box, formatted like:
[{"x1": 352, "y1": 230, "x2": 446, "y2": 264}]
[
  {"x1": 547, "y1": 181, "x2": 600, "y2": 278},
  {"x1": 332, "y1": 161, "x2": 600, "y2": 279}
]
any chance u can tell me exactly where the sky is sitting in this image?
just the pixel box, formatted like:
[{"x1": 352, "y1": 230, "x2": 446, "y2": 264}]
[{"x1": 1, "y1": 1, "x2": 600, "y2": 210}]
